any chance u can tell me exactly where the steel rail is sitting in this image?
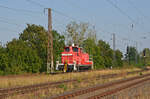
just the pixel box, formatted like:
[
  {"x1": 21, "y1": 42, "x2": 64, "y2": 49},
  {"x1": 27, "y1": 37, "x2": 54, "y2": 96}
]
[
  {"x1": 0, "y1": 69, "x2": 148, "y2": 98},
  {"x1": 88, "y1": 77, "x2": 150, "y2": 99},
  {"x1": 50, "y1": 73, "x2": 150, "y2": 99}
]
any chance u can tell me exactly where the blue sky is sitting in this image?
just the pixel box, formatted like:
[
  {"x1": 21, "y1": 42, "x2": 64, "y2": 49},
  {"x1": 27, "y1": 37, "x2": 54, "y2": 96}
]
[{"x1": 0, "y1": 0, "x2": 150, "y2": 53}]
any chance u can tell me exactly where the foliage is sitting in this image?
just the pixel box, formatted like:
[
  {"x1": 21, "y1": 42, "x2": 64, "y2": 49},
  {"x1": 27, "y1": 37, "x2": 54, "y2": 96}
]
[
  {"x1": 83, "y1": 38, "x2": 104, "y2": 69},
  {"x1": 6, "y1": 39, "x2": 42, "y2": 74},
  {"x1": 141, "y1": 48, "x2": 150, "y2": 66},
  {"x1": 19, "y1": 24, "x2": 65, "y2": 72},
  {"x1": 83, "y1": 38, "x2": 123, "y2": 69},
  {"x1": 52, "y1": 30, "x2": 65, "y2": 66},
  {"x1": 125, "y1": 46, "x2": 138, "y2": 65},
  {"x1": 97, "y1": 40, "x2": 113, "y2": 68},
  {"x1": 65, "y1": 21, "x2": 96, "y2": 46},
  {"x1": 0, "y1": 24, "x2": 65, "y2": 74},
  {"x1": 115, "y1": 50, "x2": 123, "y2": 67},
  {"x1": 124, "y1": 46, "x2": 149, "y2": 67},
  {"x1": 0, "y1": 22, "x2": 136, "y2": 75},
  {"x1": 19, "y1": 24, "x2": 48, "y2": 72},
  {"x1": 0, "y1": 46, "x2": 8, "y2": 75}
]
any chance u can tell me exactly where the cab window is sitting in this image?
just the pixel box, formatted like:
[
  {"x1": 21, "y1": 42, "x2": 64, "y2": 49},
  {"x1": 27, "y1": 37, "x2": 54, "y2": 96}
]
[
  {"x1": 65, "y1": 47, "x2": 70, "y2": 52},
  {"x1": 73, "y1": 47, "x2": 78, "y2": 52}
]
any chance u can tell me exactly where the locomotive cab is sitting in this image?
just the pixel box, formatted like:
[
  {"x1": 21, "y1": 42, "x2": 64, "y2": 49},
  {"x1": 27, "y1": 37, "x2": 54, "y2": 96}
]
[{"x1": 56, "y1": 45, "x2": 93, "y2": 72}]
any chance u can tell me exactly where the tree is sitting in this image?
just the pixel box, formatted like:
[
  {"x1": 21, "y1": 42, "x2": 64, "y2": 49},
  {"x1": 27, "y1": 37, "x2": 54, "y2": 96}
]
[
  {"x1": 65, "y1": 21, "x2": 96, "y2": 46},
  {"x1": 0, "y1": 45, "x2": 8, "y2": 75},
  {"x1": 6, "y1": 39, "x2": 42, "y2": 74},
  {"x1": 19, "y1": 24, "x2": 48, "y2": 71},
  {"x1": 97, "y1": 40, "x2": 113, "y2": 68},
  {"x1": 19, "y1": 24, "x2": 65, "y2": 72},
  {"x1": 142, "y1": 48, "x2": 150, "y2": 66},
  {"x1": 125, "y1": 46, "x2": 138, "y2": 65},
  {"x1": 52, "y1": 30, "x2": 65, "y2": 66},
  {"x1": 83, "y1": 39, "x2": 123, "y2": 69},
  {"x1": 0, "y1": 24, "x2": 65, "y2": 75},
  {"x1": 115, "y1": 50, "x2": 123, "y2": 67},
  {"x1": 83, "y1": 38, "x2": 105, "y2": 69}
]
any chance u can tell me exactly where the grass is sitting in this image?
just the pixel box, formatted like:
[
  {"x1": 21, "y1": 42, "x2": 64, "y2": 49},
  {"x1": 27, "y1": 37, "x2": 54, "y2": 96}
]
[
  {"x1": 112, "y1": 77, "x2": 150, "y2": 99},
  {"x1": 4, "y1": 70, "x2": 150, "y2": 99},
  {"x1": 5, "y1": 69, "x2": 150, "y2": 99},
  {"x1": 0, "y1": 67, "x2": 141, "y2": 88}
]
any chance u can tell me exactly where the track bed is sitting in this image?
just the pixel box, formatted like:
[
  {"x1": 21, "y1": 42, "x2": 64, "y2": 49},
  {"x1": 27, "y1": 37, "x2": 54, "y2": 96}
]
[{"x1": 50, "y1": 73, "x2": 150, "y2": 99}]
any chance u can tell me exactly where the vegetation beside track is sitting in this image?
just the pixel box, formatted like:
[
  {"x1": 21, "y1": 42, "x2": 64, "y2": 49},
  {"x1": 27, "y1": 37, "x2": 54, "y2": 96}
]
[
  {"x1": 3, "y1": 68, "x2": 150, "y2": 99},
  {"x1": 0, "y1": 68, "x2": 141, "y2": 88},
  {"x1": 0, "y1": 23, "x2": 150, "y2": 98},
  {"x1": 0, "y1": 23, "x2": 149, "y2": 75}
]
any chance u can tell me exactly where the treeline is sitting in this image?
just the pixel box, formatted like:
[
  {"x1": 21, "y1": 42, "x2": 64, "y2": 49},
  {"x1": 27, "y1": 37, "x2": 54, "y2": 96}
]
[
  {"x1": 0, "y1": 24, "x2": 65, "y2": 75},
  {"x1": 0, "y1": 22, "x2": 148, "y2": 75},
  {"x1": 124, "y1": 46, "x2": 150, "y2": 67}
]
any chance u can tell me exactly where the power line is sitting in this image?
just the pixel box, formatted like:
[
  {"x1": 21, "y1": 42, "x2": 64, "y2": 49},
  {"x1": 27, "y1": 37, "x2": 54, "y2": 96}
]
[
  {"x1": 52, "y1": 9, "x2": 78, "y2": 21},
  {"x1": 0, "y1": 4, "x2": 41, "y2": 14},
  {"x1": 63, "y1": 0, "x2": 83, "y2": 10},
  {"x1": 100, "y1": 0, "x2": 148, "y2": 46},
  {"x1": 0, "y1": 16, "x2": 19, "y2": 22},
  {"x1": 25, "y1": 0, "x2": 134, "y2": 54},
  {"x1": 105, "y1": 0, "x2": 136, "y2": 23},
  {"x1": 0, "y1": 27, "x2": 19, "y2": 33},
  {"x1": 26, "y1": 0, "x2": 45, "y2": 8},
  {"x1": 127, "y1": 0, "x2": 147, "y2": 19},
  {"x1": 0, "y1": 16, "x2": 27, "y2": 29},
  {"x1": 26, "y1": 0, "x2": 79, "y2": 21},
  {"x1": 25, "y1": 0, "x2": 140, "y2": 53},
  {"x1": 0, "y1": 19, "x2": 22, "y2": 28},
  {"x1": 0, "y1": 4, "x2": 46, "y2": 27},
  {"x1": 105, "y1": 0, "x2": 146, "y2": 50},
  {"x1": 125, "y1": 0, "x2": 150, "y2": 36}
]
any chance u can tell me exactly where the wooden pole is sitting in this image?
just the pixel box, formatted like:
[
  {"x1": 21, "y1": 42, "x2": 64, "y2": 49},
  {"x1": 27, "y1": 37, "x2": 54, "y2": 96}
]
[{"x1": 47, "y1": 8, "x2": 54, "y2": 73}]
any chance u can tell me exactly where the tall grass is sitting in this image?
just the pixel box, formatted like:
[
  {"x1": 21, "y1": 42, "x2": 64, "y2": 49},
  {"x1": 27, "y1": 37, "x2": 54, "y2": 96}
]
[{"x1": 0, "y1": 68, "x2": 141, "y2": 88}]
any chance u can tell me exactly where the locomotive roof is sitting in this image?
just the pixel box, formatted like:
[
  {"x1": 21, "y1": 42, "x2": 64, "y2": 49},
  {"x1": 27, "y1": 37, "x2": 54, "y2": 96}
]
[{"x1": 65, "y1": 46, "x2": 83, "y2": 49}]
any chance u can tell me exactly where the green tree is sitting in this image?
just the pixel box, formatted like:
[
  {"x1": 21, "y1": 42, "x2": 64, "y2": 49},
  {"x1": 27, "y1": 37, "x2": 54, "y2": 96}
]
[
  {"x1": 125, "y1": 46, "x2": 138, "y2": 65},
  {"x1": 115, "y1": 50, "x2": 123, "y2": 67},
  {"x1": 0, "y1": 24, "x2": 65, "y2": 75},
  {"x1": 142, "y1": 48, "x2": 150, "y2": 66},
  {"x1": 19, "y1": 24, "x2": 48, "y2": 72},
  {"x1": 83, "y1": 39, "x2": 123, "y2": 69},
  {"x1": 83, "y1": 38, "x2": 105, "y2": 69},
  {"x1": 6, "y1": 39, "x2": 42, "y2": 74},
  {"x1": 19, "y1": 24, "x2": 65, "y2": 72},
  {"x1": 52, "y1": 30, "x2": 65, "y2": 66},
  {"x1": 0, "y1": 45, "x2": 9, "y2": 75},
  {"x1": 97, "y1": 40, "x2": 113, "y2": 68}
]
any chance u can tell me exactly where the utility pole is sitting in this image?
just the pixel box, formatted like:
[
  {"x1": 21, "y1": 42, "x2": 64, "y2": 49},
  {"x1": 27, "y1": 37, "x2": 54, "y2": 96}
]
[
  {"x1": 112, "y1": 33, "x2": 116, "y2": 67},
  {"x1": 135, "y1": 42, "x2": 138, "y2": 64},
  {"x1": 127, "y1": 45, "x2": 130, "y2": 65},
  {"x1": 46, "y1": 8, "x2": 54, "y2": 73}
]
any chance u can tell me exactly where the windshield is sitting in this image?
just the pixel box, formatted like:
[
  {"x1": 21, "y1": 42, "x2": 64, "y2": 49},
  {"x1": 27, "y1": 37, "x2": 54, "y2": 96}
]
[
  {"x1": 73, "y1": 47, "x2": 78, "y2": 52},
  {"x1": 65, "y1": 47, "x2": 70, "y2": 52}
]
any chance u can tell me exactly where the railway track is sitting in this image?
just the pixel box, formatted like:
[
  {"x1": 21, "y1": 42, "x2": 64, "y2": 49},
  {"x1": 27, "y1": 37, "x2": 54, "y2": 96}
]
[
  {"x1": 0, "y1": 69, "x2": 148, "y2": 98},
  {"x1": 88, "y1": 77, "x2": 150, "y2": 99},
  {"x1": 53, "y1": 68, "x2": 147, "y2": 75},
  {"x1": 50, "y1": 72, "x2": 150, "y2": 99}
]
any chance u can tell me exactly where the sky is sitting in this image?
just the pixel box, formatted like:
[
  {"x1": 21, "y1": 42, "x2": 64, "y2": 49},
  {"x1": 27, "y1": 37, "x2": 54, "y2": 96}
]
[{"x1": 0, "y1": 0, "x2": 150, "y2": 53}]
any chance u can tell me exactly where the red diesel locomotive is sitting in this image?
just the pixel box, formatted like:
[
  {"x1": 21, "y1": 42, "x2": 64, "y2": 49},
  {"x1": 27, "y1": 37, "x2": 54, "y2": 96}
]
[{"x1": 56, "y1": 44, "x2": 93, "y2": 72}]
